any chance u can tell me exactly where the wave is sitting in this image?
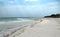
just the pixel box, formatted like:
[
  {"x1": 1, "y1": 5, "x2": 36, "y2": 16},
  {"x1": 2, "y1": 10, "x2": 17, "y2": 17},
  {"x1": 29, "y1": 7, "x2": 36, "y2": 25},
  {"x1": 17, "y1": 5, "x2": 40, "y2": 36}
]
[
  {"x1": 0, "y1": 18, "x2": 35, "y2": 35},
  {"x1": 0, "y1": 17, "x2": 31, "y2": 23}
]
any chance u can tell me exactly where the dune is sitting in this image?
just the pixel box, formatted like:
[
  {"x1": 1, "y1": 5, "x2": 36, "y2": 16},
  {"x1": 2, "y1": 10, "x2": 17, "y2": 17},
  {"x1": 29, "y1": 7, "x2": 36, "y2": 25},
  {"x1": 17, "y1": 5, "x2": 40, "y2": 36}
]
[{"x1": 2, "y1": 18, "x2": 60, "y2": 37}]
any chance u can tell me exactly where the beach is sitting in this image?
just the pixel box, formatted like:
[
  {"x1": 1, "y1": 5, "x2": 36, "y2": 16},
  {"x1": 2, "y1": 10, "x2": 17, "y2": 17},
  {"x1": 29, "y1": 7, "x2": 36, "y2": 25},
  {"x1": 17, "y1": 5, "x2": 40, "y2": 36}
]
[{"x1": 1, "y1": 18, "x2": 60, "y2": 37}]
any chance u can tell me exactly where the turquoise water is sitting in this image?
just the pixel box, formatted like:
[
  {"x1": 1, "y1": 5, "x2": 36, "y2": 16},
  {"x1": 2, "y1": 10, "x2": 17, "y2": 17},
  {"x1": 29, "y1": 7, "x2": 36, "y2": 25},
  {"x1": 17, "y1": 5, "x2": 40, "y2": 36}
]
[
  {"x1": 0, "y1": 17, "x2": 35, "y2": 35},
  {"x1": 0, "y1": 17, "x2": 23, "y2": 21}
]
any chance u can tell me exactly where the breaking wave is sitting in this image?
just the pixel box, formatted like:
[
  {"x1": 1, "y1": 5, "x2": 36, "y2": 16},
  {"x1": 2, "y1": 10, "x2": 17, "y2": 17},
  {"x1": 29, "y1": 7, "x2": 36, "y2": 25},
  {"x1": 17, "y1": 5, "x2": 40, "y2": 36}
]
[{"x1": 0, "y1": 18, "x2": 36, "y2": 37}]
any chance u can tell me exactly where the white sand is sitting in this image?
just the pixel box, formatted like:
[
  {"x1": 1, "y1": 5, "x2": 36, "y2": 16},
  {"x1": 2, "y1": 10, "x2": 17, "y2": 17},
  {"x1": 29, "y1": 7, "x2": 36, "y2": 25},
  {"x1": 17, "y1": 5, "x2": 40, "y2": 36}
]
[{"x1": 3, "y1": 18, "x2": 60, "y2": 37}]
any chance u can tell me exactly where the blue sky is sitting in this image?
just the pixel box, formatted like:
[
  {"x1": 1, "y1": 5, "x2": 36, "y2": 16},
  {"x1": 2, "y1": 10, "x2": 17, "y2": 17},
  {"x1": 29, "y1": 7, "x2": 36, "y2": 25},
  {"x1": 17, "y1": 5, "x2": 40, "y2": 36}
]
[{"x1": 0, "y1": 0, "x2": 60, "y2": 17}]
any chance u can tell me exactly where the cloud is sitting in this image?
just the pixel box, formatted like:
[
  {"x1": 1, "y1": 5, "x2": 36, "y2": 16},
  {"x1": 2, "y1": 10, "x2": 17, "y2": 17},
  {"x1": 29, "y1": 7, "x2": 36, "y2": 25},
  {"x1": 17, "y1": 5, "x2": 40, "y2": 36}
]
[
  {"x1": 0, "y1": 2, "x2": 59, "y2": 17},
  {"x1": 25, "y1": 0, "x2": 38, "y2": 2}
]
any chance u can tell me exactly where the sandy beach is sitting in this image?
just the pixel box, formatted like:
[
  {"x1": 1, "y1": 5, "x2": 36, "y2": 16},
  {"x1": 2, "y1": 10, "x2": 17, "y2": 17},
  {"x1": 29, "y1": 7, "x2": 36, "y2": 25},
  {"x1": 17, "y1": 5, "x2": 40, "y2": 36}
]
[{"x1": 2, "y1": 18, "x2": 60, "y2": 37}]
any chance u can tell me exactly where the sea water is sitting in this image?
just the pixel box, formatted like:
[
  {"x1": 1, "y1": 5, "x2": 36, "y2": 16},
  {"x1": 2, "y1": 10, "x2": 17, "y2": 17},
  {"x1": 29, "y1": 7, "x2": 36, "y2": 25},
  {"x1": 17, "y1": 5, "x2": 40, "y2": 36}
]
[{"x1": 0, "y1": 17, "x2": 36, "y2": 36}]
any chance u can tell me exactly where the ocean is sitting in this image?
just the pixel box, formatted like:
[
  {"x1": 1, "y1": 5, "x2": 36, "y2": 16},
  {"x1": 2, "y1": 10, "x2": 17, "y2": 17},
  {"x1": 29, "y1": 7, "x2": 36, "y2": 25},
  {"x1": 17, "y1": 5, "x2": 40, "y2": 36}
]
[{"x1": 0, "y1": 17, "x2": 36, "y2": 36}]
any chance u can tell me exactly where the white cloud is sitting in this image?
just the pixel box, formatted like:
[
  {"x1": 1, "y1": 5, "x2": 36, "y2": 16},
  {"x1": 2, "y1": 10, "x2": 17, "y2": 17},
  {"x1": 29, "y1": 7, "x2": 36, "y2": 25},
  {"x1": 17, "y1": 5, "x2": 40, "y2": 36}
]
[
  {"x1": 0, "y1": 2, "x2": 59, "y2": 17},
  {"x1": 8, "y1": 1, "x2": 14, "y2": 3},
  {"x1": 25, "y1": 0, "x2": 38, "y2": 2}
]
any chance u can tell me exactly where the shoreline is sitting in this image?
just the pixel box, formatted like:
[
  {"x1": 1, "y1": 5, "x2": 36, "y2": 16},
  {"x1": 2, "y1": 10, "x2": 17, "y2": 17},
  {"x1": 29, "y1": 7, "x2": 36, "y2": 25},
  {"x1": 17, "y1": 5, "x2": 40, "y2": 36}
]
[
  {"x1": 1, "y1": 18, "x2": 60, "y2": 37},
  {"x1": 1, "y1": 20, "x2": 38, "y2": 37}
]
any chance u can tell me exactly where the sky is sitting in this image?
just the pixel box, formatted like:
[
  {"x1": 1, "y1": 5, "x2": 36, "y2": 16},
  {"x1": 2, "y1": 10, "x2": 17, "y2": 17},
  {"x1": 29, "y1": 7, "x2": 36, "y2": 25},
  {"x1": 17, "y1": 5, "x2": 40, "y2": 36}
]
[{"x1": 0, "y1": 0, "x2": 60, "y2": 17}]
